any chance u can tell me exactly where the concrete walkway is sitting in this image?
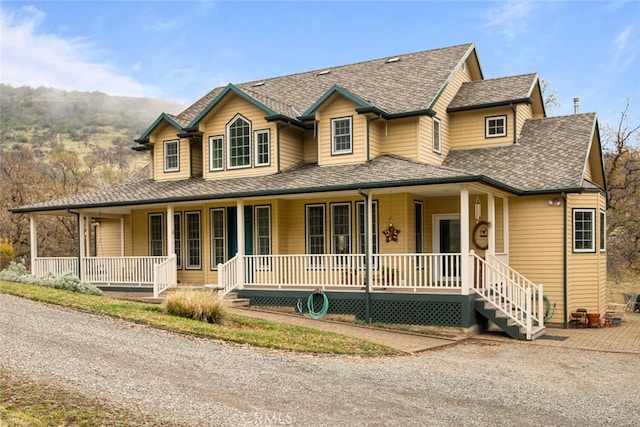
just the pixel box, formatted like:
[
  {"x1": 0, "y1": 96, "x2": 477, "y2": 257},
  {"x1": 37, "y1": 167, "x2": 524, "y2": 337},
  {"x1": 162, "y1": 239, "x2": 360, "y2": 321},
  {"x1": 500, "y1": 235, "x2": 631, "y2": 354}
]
[
  {"x1": 230, "y1": 306, "x2": 640, "y2": 354},
  {"x1": 229, "y1": 307, "x2": 464, "y2": 353}
]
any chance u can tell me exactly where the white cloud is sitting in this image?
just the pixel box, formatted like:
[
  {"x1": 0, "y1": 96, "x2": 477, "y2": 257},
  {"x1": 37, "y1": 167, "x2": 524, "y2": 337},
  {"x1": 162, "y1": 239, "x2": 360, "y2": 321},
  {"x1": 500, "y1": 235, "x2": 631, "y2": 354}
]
[
  {"x1": 483, "y1": 0, "x2": 535, "y2": 40},
  {"x1": 610, "y1": 25, "x2": 637, "y2": 73},
  {"x1": 0, "y1": 6, "x2": 160, "y2": 97}
]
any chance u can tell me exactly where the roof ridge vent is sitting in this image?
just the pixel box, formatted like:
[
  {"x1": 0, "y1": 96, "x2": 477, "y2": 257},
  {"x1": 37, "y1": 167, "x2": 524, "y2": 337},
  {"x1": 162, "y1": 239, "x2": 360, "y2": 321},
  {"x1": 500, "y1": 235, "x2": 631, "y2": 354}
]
[
  {"x1": 316, "y1": 69, "x2": 331, "y2": 76},
  {"x1": 385, "y1": 56, "x2": 401, "y2": 64},
  {"x1": 252, "y1": 81, "x2": 266, "y2": 87}
]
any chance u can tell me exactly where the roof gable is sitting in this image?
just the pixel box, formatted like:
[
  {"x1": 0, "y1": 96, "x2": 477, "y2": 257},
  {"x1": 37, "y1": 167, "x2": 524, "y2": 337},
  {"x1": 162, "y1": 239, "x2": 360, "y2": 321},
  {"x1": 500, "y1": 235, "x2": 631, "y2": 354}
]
[
  {"x1": 135, "y1": 113, "x2": 184, "y2": 144},
  {"x1": 443, "y1": 113, "x2": 600, "y2": 192},
  {"x1": 300, "y1": 85, "x2": 372, "y2": 120},
  {"x1": 447, "y1": 73, "x2": 542, "y2": 113}
]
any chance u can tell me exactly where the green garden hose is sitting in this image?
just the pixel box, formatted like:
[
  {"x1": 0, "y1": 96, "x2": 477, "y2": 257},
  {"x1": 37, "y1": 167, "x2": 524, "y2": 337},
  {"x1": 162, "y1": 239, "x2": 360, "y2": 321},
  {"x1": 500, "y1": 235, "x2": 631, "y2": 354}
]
[
  {"x1": 295, "y1": 291, "x2": 329, "y2": 319},
  {"x1": 544, "y1": 294, "x2": 556, "y2": 322}
]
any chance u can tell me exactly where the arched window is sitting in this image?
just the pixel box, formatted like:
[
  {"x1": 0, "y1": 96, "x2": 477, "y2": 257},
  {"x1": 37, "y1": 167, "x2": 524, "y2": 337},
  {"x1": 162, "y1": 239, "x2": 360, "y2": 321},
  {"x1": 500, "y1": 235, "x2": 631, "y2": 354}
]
[{"x1": 227, "y1": 114, "x2": 251, "y2": 169}]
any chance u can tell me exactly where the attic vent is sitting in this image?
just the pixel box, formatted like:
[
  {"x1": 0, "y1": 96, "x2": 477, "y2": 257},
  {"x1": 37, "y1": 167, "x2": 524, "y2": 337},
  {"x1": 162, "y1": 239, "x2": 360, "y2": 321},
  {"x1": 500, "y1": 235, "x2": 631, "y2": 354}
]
[
  {"x1": 252, "y1": 81, "x2": 266, "y2": 87},
  {"x1": 317, "y1": 69, "x2": 331, "y2": 76},
  {"x1": 385, "y1": 56, "x2": 401, "y2": 64}
]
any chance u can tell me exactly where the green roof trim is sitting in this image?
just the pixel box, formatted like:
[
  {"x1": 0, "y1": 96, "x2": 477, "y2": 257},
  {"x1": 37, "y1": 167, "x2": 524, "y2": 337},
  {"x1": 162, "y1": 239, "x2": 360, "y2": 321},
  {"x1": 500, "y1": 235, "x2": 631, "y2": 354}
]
[
  {"x1": 300, "y1": 85, "x2": 373, "y2": 120},
  {"x1": 136, "y1": 113, "x2": 184, "y2": 143},
  {"x1": 447, "y1": 97, "x2": 532, "y2": 113},
  {"x1": 428, "y1": 43, "x2": 477, "y2": 111},
  {"x1": 187, "y1": 84, "x2": 279, "y2": 128}
]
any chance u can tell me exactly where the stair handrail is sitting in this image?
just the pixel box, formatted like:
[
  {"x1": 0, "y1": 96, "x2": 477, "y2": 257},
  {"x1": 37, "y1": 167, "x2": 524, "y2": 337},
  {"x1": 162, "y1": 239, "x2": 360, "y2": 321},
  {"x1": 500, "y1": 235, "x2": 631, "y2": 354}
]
[
  {"x1": 153, "y1": 254, "x2": 177, "y2": 298},
  {"x1": 218, "y1": 254, "x2": 240, "y2": 297},
  {"x1": 471, "y1": 253, "x2": 544, "y2": 340}
]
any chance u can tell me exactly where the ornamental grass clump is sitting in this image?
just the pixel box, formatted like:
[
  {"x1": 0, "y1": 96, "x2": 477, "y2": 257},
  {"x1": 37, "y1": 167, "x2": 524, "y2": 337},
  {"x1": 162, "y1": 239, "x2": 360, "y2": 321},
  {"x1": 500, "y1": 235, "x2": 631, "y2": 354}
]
[
  {"x1": 164, "y1": 289, "x2": 228, "y2": 324},
  {"x1": 0, "y1": 261, "x2": 103, "y2": 296}
]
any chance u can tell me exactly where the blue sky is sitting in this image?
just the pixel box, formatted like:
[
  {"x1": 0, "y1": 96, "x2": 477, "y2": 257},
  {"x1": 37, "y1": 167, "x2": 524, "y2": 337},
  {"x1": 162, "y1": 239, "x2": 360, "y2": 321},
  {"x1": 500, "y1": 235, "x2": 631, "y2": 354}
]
[{"x1": 1, "y1": 1, "x2": 639, "y2": 128}]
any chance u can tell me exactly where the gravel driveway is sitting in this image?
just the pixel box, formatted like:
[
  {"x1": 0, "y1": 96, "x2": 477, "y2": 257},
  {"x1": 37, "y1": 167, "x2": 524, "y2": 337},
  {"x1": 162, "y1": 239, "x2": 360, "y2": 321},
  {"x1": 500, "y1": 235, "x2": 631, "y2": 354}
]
[{"x1": 1, "y1": 294, "x2": 639, "y2": 426}]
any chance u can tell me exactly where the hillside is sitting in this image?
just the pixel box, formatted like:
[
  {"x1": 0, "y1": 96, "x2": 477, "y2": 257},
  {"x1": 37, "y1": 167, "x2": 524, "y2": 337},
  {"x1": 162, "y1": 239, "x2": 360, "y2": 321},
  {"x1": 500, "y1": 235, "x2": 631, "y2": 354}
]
[{"x1": 0, "y1": 84, "x2": 186, "y2": 156}]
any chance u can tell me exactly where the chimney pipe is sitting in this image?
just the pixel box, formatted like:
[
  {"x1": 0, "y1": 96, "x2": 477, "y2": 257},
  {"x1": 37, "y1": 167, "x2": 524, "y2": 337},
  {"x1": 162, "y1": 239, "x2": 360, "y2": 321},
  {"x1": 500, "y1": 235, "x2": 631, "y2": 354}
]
[{"x1": 573, "y1": 97, "x2": 579, "y2": 114}]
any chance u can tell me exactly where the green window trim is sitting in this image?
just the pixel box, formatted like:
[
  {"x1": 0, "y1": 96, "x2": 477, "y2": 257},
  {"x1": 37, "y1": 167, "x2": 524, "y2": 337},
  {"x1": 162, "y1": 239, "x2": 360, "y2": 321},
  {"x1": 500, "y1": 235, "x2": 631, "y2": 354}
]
[
  {"x1": 148, "y1": 213, "x2": 164, "y2": 256},
  {"x1": 254, "y1": 129, "x2": 270, "y2": 167},
  {"x1": 185, "y1": 211, "x2": 201, "y2": 270},
  {"x1": 227, "y1": 114, "x2": 251, "y2": 169},
  {"x1": 210, "y1": 208, "x2": 226, "y2": 270},
  {"x1": 163, "y1": 140, "x2": 180, "y2": 172},
  {"x1": 209, "y1": 135, "x2": 224, "y2": 171},
  {"x1": 331, "y1": 117, "x2": 353, "y2": 155}
]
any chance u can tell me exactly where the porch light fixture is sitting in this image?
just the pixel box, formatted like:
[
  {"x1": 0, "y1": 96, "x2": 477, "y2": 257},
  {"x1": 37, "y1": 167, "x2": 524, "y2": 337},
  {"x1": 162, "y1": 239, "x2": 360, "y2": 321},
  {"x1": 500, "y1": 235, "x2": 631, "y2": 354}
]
[
  {"x1": 474, "y1": 196, "x2": 482, "y2": 223},
  {"x1": 548, "y1": 198, "x2": 562, "y2": 206}
]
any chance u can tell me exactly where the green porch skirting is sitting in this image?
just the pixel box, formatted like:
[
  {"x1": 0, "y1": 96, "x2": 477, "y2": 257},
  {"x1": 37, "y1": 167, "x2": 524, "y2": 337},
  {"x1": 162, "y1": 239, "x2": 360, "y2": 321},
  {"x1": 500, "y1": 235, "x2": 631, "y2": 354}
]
[{"x1": 237, "y1": 290, "x2": 479, "y2": 328}]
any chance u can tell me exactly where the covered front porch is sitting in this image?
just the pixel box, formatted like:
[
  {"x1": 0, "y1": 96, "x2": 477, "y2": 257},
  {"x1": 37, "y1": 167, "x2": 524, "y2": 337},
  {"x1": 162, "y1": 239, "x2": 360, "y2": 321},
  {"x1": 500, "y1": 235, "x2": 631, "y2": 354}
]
[{"x1": 24, "y1": 183, "x2": 545, "y2": 339}]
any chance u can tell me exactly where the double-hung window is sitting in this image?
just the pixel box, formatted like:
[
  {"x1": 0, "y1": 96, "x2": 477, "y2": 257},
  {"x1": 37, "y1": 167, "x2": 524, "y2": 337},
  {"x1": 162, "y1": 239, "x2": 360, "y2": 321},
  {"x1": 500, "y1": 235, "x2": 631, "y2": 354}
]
[
  {"x1": 255, "y1": 206, "x2": 271, "y2": 270},
  {"x1": 485, "y1": 115, "x2": 506, "y2": 138},
  {"x1": 331, "y1": 117, "x2": 352, "y2": 155},
  {"x1": 210, "y1": 208, "x2": 225, "y2": 269},
  {"x1": 254, "y1": 129, "x2": 270, "y2": 167},
  {"x1": 149, "y1": 214, "x2": 164, "y2": 256},
  {"x1": 600, "y1": 210, "x2": 606, "y2": 252},
  {"x1": 306, "y1": 204, "x2": 325, "y2": 268},
  {"x1": 174, "y1": 213, "x2": 182, "y2": 269},
  {"x1": 432, "y1": 118, "x2": 441, "y2": 154},
  {"x1": 209, "y1": 135, "x2": 224, "y2": 171},
  {"x1": 227, "y1": 114, "x2": 251, "y2": 169},
  {"x1": 356, "y1": 201, "x2": 378, "y2": 256},
  {"x1": 185, "y1": 211, "x2": 201, "y2": 269},
  {"x1": 573, "y1": 209, "x2": 595, "y2": 252},
  {"x1": 164, "y1": 140, "x2": 179, "y2": 172},
  {"x1": 331, "y1": 203, "x2": 351, "y2": 256}
]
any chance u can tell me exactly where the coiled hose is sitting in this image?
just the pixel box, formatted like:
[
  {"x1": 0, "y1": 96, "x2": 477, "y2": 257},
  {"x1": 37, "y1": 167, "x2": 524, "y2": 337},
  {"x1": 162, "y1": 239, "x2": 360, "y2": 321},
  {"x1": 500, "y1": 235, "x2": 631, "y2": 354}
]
[
  {"x1": 296, "y1": 291, "x2": 329, "y2": 319},
  {"x1": 544, "y1": 294, "x2": 556, "y2": 322}
]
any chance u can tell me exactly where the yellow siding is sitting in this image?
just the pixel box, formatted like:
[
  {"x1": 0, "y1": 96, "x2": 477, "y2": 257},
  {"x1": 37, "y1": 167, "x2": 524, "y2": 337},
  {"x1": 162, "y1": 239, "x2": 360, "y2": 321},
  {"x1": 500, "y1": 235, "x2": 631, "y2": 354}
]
[
  {"x1": 191, "y1": 141, "x2": 203, "y2": 177},
  {"x1": 509, "y1": 195, "x2": 565, "y2": 322},
  {"x1": 449, "y1": 106, "x2": 514, "y2": 149},
  {"x1": 316, "y1": 95, "x2": 366, "y2": 165},
  {"x1": 515, "y1": 103, "x2": 533, "y2": 138},
  {"x1": 425, "y1": 62, "x2": 473, "y2": 162},
  {"x1": 379, "y1": 118, "x2": 418, "y2": 160},
  {"x1": 303, "y1": 130, "x2": 317, "y2": 163},
  {"x1": 566, "y1": 192, "x2": 606, "y2": 315},
  {"x1": 95, "y1": 219, "x2": 121, "y2": 256},
  {"x1": 201, "y1": 94, "x2": 278, "y2": 179},
  {"x1": 279, "y1": 126, "x2": 304, "y2": 171},
  {"x1": 584, "y1": 157, "x2": 592, "y2": 181},
  {"x1": 151, "y1": 122, "x2": 191, "y2": 181},
  {"x1": 369, "y1": 120, "x2": 383, "y2": 159}
]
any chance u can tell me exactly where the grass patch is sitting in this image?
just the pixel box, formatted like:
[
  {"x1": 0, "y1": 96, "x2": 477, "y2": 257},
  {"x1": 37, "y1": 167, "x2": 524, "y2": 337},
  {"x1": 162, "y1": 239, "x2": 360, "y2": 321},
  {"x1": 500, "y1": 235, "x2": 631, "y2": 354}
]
[
  {"x1": 0, "y1": 281, "x2": 398, "y2": 356},
  {"x1": 164, "y1": 289, "x2": 228, "y2": 324},
  {"x1": 0, "y1": 367, "x2": 184, "y2": 426}
]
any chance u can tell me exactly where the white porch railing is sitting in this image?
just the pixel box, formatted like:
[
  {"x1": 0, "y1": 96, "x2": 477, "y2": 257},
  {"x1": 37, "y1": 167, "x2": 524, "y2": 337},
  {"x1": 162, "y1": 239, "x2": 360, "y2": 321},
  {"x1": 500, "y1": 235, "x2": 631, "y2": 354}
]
[
  {"x1": 218, "y1": 254, "x2": 240, "y2": 296},
  {"x1": 153, "y1": 254, "x2": 177, "y2": 298},
  {"x1": 471, "y1": 252, "x2": 544, "y2": 340},
  {"x1": 33, "y1": 257, "x2": 78, "y2": 278},
  {"x1": 83, "y1": 256, "x2": 169, "y2": 286},
  {"x1": 242, "y1": 253, "x2": 463, "y2": 292}
]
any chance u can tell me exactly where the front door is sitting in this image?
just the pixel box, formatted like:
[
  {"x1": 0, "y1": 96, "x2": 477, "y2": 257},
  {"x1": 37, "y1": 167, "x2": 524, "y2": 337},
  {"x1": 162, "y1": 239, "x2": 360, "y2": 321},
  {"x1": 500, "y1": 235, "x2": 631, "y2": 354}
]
[{"x1": 433, "y1": 214, "x2": 461, "y2": 281}]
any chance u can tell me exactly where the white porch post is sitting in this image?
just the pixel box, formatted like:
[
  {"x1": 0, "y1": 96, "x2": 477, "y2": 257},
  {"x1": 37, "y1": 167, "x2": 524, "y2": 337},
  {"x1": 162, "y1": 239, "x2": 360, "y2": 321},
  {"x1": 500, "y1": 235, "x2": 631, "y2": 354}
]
[
  {"x1": 366, "y1": 192, "x2": 373, "y2": 294},
  {"x1": 78, "y1": 213, "x2": 86, "y2": 281},
  {"x1": 460, "y1": 185, "x2": 470, "y2": 295},
  {"x1": 487, "y1": 192, "x2": 496, "y2": 255},
  {"x1": 120, "y1": 217, "x2": 125, "y2": 256},
  {"x1": 503, "y1": 197, "x2": 510, "y2": 259},
  {"x1": 236, "y1": 199, "x2": 245, "y2": 289},
  {"x1": 167, "y1": 204, "x2": 175, "y2": 257},
  {"x1": 29, "y1": 215, "x2": 38, "y2": 275}
]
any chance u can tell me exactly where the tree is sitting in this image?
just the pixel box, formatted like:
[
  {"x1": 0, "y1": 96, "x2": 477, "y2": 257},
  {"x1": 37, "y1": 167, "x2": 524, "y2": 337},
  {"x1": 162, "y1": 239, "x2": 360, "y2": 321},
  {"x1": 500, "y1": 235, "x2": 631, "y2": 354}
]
[{"x1": 602, "y1": 100, "x2": 640, "y2": 276}]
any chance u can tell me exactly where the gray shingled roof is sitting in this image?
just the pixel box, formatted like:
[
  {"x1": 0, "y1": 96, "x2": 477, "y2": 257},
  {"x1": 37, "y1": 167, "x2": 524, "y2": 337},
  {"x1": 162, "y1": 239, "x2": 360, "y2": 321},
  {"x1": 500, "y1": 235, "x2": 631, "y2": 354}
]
[
  {"x1": 176, "y1": 43, "x2": 475, "y2": 126},
  {"x1": 443, "y1": 113, "x2": 597, "y2": 192},
  {"x1": 447, "y1": 73, "x2": 538, "y2": 111},
  {"x1": 12, "y1": 156, "x2": 477, "y2": 212}
]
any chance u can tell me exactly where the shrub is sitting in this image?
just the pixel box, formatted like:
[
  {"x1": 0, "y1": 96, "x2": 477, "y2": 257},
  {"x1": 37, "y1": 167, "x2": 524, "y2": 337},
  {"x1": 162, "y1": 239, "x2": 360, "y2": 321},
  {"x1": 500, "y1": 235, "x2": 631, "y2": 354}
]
[
  {"x1": 164, "y1": 289, "x2": 228, "y2": 324},
  {"x1": 0, "y1": 261, "x2": 103, "y2": 295},
  {"x1": 0, "y1": 238, "x2": 16, "y2": 270}
]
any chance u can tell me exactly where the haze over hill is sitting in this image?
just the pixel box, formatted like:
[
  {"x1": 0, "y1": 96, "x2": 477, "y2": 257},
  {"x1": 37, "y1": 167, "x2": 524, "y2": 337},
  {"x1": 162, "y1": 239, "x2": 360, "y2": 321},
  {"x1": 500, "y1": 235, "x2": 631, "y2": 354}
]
[{"x1": 0, "y1": 84, "x2": 186, "y2": 156}]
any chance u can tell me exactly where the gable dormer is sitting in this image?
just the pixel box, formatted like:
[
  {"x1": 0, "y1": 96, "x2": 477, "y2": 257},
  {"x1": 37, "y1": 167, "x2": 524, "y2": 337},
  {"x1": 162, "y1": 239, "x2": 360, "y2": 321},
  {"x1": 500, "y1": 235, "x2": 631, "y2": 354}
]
[{"x1": 447, "y1": 74, "x2": 545, "y2": 150}]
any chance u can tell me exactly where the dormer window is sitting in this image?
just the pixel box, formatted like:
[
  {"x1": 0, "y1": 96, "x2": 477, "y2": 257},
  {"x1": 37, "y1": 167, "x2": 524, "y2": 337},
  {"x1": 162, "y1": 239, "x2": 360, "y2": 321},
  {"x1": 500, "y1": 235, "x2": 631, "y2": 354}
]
[
  {"x1": 486, "y1": 115, "x2": 507, "y2": 138},
  {"x1": 227, "y1": 114, "x2": 251, "y2": 169},
  {"x1": 163, "y1": 140, "x2": 179, "y2": 172},
  {"x1": 331, "y1": 117, "x2": 352, "y2": 155}
]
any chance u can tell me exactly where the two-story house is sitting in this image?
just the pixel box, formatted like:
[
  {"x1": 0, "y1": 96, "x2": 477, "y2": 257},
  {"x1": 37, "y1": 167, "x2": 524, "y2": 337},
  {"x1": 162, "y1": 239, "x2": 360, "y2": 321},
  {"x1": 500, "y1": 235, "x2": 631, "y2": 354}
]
[{"x1": 12, "y1": 43, "x2": 607, "y2": 340}]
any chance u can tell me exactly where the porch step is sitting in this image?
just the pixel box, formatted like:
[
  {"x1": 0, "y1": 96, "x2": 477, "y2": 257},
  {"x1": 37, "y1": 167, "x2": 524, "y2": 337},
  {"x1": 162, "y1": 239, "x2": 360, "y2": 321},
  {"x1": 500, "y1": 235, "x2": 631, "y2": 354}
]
[
  {"x1": 224, "y1": 292, "x2": 250, "y2": 308},
  {"x1": 475, "y1": 298, "x2": 545, "y2": 340}
]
